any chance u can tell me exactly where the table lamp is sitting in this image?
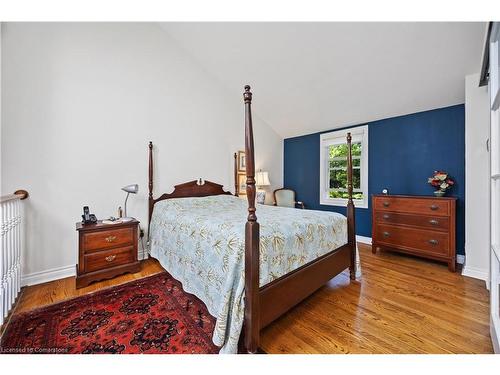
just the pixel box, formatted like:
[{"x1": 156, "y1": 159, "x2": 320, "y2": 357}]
[
  {"x1": 255, "y1": 171, "x2": 271, "y2": 204},
  {"x1": 121, "y1": 184, "x2": 139, "y2": 221}
]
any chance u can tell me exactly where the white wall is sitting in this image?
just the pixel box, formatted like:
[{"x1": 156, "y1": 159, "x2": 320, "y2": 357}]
[
  {"x1": 0, "y1": 23, "x2": 283, "y2": 284},
  {"x1": 0, "y1": 23, "x2": 2, "y2": 182},
  {"x1": 464, "y1": 73, "x2": 490, "y2": 283}
]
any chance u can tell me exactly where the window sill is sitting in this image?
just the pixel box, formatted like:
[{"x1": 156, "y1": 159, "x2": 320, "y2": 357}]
[{"x1": 320, "y1": 198, "x2": 368, "y2": 209}]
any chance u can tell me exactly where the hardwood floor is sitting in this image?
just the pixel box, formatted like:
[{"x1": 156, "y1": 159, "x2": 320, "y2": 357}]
[
  {"x1": 261, "y1": 244, "x2": 493, "y2": 353},
  {"x1": 6, "y1": 244, "x2": 493, "y2": 353},
  {"x1": 13, "y1": 260, "x2": 165, "y2": 314}
]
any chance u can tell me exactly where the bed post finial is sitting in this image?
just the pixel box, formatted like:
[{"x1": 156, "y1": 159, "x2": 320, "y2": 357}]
[
  {"x1": 346, "y1": 133, "x2": 356, "y2": 280},
  {"x1": 244, "y1": 85, "x2": 252, "y2": 102},
  {"x1": 148, "y1": 141, "x2": 154, "y2": 239},
  {"x1": 243, "y1": 84, "x2": 260, "y2": 354}
]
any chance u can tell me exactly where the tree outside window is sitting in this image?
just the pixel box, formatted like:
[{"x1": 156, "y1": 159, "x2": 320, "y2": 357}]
[
  {"x1": 319, "y1": 125, "x2": 368, "y2": 208},
  {"x1": 328, "y1": 142, "x2": 363, "y2": 200}
]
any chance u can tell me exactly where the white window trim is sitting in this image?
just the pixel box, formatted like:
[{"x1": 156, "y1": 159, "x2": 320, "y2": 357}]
[{"x1": 319, "y1": 125, "x2": 369, "y2": 209}]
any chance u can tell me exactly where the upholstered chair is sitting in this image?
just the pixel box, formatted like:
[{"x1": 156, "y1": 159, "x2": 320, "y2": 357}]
[{"x1": 273, "y1": 188, "x2": 305, "y2": 209}]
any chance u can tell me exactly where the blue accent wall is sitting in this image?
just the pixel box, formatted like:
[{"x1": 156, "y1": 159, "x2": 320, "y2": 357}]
[{"x1": 283, "y1": 104, "x2": 465, "y2": 255}]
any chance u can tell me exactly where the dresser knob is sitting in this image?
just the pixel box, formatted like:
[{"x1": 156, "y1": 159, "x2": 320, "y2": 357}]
[
  {"x1": 429, "y1": 219, "x2": 439, "y2": 225},
  {"x1": 428, "y1": 239, "x2": 439, "y2": 245},
  {"x1": 383, "y1": 201, "x2": 390, "y2": 207},
  {"x1": 383, "y1": 231, "x2": 390, "y2": 238},
  {"x1": 430, "y1": 205, "x2": 439, "y2": 211},
  {"x1": 383, "y1": 214, "x2": 390, "y2": 219},
  {"x1": 105, "y1": 235, "x2": 117, "y2": 243},
  {"x1": 105, "y1": 255, "x2": 116, "y2": 262}
]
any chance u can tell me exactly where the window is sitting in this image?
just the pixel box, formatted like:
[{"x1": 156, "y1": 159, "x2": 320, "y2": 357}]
[{"x1": 319, "y1": 125, "x2": 368, "y2": 208}]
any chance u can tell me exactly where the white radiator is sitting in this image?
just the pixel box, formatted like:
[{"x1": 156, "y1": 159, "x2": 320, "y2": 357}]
[{"x1": 0, "y1": 192, "x2": 27, "y2": 326}]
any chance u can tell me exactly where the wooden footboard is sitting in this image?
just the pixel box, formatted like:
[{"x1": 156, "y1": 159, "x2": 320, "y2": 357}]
[{"x1": 259, "y1": 244, "x2": 351, "y2": 328}]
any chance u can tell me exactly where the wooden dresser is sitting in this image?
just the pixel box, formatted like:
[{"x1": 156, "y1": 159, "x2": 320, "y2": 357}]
[
  {"x1": 76, "y1": 219, "x2": 141, "y2": 288},
  {"x1": 372, "y1": 195, "x2": 457, "y2": 272}
]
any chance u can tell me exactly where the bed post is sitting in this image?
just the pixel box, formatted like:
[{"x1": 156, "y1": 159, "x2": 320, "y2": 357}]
[
  {"x1": 346, "y1": 133, "x2": 357, "y2": 280},
  {"x1": 243, "y1": 85, "x2": 260, "y2": 354},
  {"x1": 148, "y1": 141, "x2": 154, "y2": 239},
  {"x1": 234, "y1": 152, "x2": 239, "y2": 196}
]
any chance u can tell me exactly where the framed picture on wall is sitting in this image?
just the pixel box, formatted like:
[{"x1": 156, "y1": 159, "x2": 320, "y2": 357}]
[
  {"x1": 238, "y1": 151, "x2": 246, "y2": 172},
  {"x1": 238, "y1": 173, "x2": 247, "y2": 196}
]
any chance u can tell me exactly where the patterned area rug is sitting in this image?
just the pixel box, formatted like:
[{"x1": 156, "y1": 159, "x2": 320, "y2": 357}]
[{"x1": 0, "y1": 272, "x2": 219, "y2": 354}]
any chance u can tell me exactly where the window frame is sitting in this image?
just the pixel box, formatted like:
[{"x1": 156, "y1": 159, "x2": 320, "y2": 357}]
[
  {"x1": 491, "y1": 23, "x2": 500, "y2": 111},
  {"x1": 319, "y1": 125, "x2": 369, "y2": 208}
]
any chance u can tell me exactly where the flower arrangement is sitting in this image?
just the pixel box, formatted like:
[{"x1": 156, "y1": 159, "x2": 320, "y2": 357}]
[{"x1": 428, "y1": 171, "x2": 454, "y2": 197}]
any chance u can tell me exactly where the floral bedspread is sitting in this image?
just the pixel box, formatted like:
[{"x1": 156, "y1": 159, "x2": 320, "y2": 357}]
[{"x1": 149, "y1": 194, "x2": 354, "y2": 353}]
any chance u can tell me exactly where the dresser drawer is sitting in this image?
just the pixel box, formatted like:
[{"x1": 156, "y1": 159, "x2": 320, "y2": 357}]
[
  {"x1": 82, "y1": 227, "x2": 134, "y2": 252},
  {"x1": 373, "y1": 196, "x2": 451, "y2": 217},
  {"x1": 375, "y1": 224, "x2": 450, "y2": 256},
  {"x1": 84, "y1": 245, "x2": 135, "y2": 273},
  {"x1": 374, "y1": 211, "x2": 450, "y2": 231}
]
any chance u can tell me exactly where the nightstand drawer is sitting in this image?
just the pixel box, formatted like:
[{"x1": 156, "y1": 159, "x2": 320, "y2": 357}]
[
  {"x1": 82, "y1": 227, "x2": 134, "y2": 252},
  {"x1": 84, "y1": 245, "x2": 135, "y2": 273}
]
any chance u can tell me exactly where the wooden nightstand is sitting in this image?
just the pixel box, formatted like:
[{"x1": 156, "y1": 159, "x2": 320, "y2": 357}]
[{"x1": 76, "y1": 219, "x2": 141, "y2": 288}]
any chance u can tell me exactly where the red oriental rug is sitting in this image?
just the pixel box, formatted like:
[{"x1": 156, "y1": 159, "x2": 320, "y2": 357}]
[{"x1": 0, "y1": 272, "x2": 219, "y2": 354}]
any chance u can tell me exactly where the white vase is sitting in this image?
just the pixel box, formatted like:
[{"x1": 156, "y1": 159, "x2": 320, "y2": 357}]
[{"x1": 433, "y1": 190, "x2": 446, "y2": 197}]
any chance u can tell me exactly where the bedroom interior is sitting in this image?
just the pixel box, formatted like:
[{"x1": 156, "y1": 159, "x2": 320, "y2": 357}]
[{"x1": 0, "y1": 12, "x2": 500, "y2": 367}]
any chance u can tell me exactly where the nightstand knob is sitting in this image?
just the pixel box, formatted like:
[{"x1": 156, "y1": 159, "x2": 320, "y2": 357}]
[
  {"x1": 105, "y1": 235, "x2": 117, "y2": 243},
  {"x1": 383, "y1": 201, "x2": 390, "y2": 207},
  {"x1": 428, "y1": 239, "x2": 439, "y2": 245},
  {"x1": 105, "y1": 255, "x2": 116, "y2": 262},
  {"x1": 383, "y1": 231, "x2": 390, "y2": 238},
  {"x1": 429, "y1": 219, "x2": 439, "y2": 225},
  {"x1": 382, "y1": 214, "x2": 390, "y2": 220},
  {"x1": 430, "y1": 205, "x2": 439, "y2": 211}
]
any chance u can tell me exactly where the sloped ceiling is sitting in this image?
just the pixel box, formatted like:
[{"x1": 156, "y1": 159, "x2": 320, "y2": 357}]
[{"x1": 159, "y1": 22, "x2": 486, "y2": 138}]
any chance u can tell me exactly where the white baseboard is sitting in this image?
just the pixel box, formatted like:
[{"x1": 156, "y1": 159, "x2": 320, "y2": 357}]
[
  {"x1": 22, "y1": 264, "x2": 76, "y2": 287},
  {"x1": 356, "y1": 235, "x2": 372, "y2": 245},
  {"x1": 462, "y1": 265, "x2": 489, "y2": 285},
  {"x1": 22, "y1": 249, "x2": 149, "y2": 286},
  {"x1": 491, "y1": 316, "x2": 500, "y2": 354}
]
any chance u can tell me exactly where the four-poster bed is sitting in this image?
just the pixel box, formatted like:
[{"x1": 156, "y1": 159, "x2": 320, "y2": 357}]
[{"x1": 147, "y1": 85, "x2": 357, "y2": 354}]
